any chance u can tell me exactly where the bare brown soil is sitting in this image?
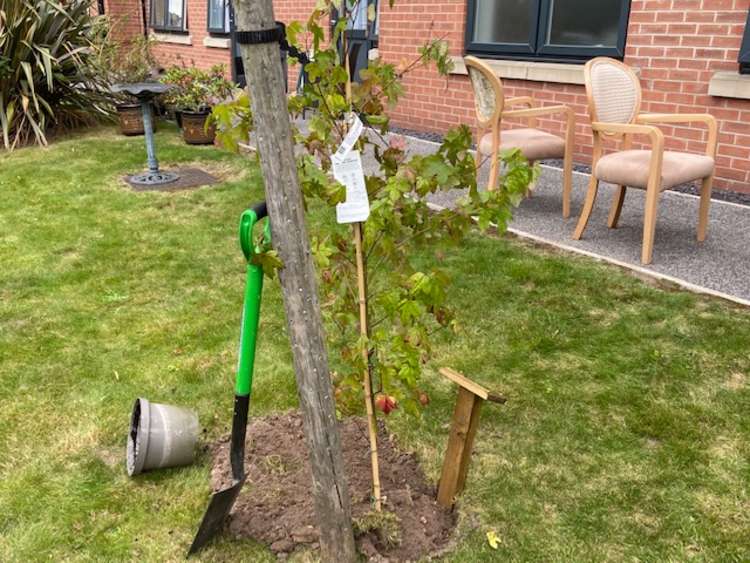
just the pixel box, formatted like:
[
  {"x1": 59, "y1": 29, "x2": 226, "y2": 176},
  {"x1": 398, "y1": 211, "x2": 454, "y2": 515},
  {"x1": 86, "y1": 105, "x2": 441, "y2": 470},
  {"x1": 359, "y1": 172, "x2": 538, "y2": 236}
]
[{"x1": 208, "y1": 411, "x2": 456, "y2": 561}]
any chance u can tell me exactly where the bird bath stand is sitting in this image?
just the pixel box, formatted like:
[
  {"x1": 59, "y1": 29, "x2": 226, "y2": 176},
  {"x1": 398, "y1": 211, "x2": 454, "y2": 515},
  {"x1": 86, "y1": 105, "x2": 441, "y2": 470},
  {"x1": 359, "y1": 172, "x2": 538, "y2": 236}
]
[{"x1": 113, "y1": 82, "x2": 179, "y2": 186}]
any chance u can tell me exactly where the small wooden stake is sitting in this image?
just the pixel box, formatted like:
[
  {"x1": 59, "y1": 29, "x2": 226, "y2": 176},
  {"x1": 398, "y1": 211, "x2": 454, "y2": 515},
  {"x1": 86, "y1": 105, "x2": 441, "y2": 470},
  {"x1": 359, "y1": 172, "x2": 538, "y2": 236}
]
[
  {"x1": 437, "y1": 388, "x2": 481, "y2": 508},
  {"x1": 436, "y1": 368, "x2": 506, "y2": 508},
  {"x1": 354, "y1": 221, "x2": 382, "y2": 511}
]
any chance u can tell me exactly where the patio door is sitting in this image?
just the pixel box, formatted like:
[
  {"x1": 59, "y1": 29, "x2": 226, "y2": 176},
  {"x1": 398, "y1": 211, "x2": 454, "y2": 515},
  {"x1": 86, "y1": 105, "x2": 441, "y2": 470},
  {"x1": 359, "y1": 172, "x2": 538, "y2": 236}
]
[{"x1": 334, "y1": 0, "x2": 379, "y2": 82}]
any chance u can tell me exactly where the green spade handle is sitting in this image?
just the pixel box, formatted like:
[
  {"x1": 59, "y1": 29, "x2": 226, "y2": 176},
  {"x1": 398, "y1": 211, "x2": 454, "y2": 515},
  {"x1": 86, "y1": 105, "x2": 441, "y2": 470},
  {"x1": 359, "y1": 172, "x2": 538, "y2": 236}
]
[{"x1": 235, "y1": 203, "x2": 269, "y2": 396}]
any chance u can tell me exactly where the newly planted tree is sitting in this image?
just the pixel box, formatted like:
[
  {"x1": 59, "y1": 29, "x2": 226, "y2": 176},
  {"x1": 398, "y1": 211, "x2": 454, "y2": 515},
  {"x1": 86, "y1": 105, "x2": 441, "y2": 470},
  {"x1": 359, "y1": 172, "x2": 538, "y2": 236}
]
[{"x1": 215, "y1": 0, "x2": 535, "y2": 518}]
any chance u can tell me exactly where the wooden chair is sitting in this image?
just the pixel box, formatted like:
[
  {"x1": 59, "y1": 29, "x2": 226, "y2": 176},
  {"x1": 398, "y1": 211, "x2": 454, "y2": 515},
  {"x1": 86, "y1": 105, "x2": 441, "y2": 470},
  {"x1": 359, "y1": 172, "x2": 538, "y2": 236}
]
[
  {"x1": 465, "y1": 56, "x2": 575, "y2": 218},
  {"x1": 573, "y1": 57, "x2": 718, "y2": 265}
]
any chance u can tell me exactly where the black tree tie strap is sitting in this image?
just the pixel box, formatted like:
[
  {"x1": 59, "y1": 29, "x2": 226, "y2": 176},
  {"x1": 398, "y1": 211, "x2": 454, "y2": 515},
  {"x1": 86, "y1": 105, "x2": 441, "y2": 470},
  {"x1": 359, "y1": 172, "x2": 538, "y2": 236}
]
[
  {"x1": 235, "y1": 22, "x2": 310, "y2": 67},
  {"x1": 234, "y1": 24, "x2": 284, "y2": 46}
]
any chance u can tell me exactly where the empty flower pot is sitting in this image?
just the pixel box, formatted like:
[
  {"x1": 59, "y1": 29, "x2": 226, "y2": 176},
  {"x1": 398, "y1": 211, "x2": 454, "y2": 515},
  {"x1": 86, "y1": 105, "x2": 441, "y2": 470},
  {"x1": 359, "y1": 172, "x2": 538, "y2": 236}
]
[{"x1": 126, "y1": 397, "x2": 199, "y2": 476}]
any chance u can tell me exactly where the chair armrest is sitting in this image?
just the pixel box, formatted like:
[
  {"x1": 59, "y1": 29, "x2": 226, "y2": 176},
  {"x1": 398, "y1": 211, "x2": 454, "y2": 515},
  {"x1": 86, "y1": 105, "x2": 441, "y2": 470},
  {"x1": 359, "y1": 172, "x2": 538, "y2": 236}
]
[
  {"x1": 592, "y1": 122, "x2": 664, "y2": 149},
  {"x1": 636, "y1": 113, "x2": 716, "y2": 126},
  {"x1": 502, "y1": 104, "x2": 572, "y2": 119},
  {"x1": 505, "y1": 96, "x2": 534, "y2": 108},
  {"x1": 635, "y1": 113, "x2": 717, "y2": 157}
]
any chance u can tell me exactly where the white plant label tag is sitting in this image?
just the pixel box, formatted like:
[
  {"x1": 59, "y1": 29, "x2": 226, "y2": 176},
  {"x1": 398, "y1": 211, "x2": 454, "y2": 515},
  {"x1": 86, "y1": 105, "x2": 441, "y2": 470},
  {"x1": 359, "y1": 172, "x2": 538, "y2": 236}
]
[
  {"x1": 333, "y1": 150, "x2": 370, "y2": 224},
  {"x1": 332, "y1": 113, "x2": 364, "y2": 163}
]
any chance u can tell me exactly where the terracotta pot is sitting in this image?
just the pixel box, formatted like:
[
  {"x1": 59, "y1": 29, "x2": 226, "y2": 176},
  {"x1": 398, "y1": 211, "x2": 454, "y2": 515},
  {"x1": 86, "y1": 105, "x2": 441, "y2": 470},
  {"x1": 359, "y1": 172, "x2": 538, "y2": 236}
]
[
  {"x1": 117, "y1": 103, "x2": 158, "y2": 136},
  {"x1": 181, "y1": 110, "x2": 215, "y2": 145}
]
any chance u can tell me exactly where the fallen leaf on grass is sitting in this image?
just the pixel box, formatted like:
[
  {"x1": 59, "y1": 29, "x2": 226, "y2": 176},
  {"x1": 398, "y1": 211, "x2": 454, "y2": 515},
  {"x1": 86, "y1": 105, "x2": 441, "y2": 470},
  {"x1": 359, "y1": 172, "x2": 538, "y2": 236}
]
[{"x1": 486, "y1": 530, "x2": 501, "y2": 549}]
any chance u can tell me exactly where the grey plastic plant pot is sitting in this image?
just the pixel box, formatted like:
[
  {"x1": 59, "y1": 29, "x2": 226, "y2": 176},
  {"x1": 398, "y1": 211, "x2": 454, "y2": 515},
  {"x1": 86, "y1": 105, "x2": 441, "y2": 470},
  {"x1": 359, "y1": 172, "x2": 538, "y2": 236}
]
[{"x1": 126, "y1": 397, "x2": 200, "y2": 476}]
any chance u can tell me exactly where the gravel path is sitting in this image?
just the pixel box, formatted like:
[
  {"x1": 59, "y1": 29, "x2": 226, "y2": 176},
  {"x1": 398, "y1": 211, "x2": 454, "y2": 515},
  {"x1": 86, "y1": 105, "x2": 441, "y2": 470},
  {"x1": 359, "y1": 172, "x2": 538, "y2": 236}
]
[{"x1": 371, "y1": 132, "x2": 750, "y2": 304}]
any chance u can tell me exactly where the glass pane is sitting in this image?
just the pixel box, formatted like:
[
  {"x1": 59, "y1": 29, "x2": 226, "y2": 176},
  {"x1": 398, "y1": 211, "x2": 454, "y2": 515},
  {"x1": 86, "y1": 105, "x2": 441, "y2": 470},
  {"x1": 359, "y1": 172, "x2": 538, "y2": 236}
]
[
  {"x1": 347, "y1": 0, "x2": 369, "y2": 31},
  {"x1": 208, "y1": 0, "x2": 223, "y2": 30},
  {"x1": 547, "y1": 0, "x2": 621, "y2": 47},
  {"x1": 167, "y1": 0, "x2": 183, "y2": 28},
  {"x1": 151, "y1": 0, "x2": 166, "y2": 27},
  {"x1": 472, "y1": 0, "x2": 531, "y2": 45}
]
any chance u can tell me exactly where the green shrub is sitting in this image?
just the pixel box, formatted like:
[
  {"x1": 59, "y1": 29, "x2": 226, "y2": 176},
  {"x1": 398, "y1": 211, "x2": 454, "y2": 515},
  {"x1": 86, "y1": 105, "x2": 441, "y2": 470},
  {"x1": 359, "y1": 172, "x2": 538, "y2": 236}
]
[
  {"x1": 159, "y1": 65, "x2": 235, "y2": 113},
  {"x1": 0, "y1": 0, "x2": 112, "y2": 149}
]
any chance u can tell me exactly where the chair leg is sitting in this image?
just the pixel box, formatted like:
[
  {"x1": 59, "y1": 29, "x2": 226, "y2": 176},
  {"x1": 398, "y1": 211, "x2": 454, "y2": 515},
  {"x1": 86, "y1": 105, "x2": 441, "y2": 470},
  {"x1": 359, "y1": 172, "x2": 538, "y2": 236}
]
[
  {"x1": 698, "y1": 175, "x2": 713, "y2": 242},
  {"x1": 641, "y1": 186, "x2": 661, "y2": 265},
  {"x1": 487, "y1": 151, "x2": 499, "y2": 192},
  {"x1": 562, "y1": 150, "x2": 573, "y2": 219},
  {"x1": 607, "y1": 185, "x2": 626, "y2": 228},
  {"x1": 573, "y1": 175, "x2": 600, "y2": 240}
]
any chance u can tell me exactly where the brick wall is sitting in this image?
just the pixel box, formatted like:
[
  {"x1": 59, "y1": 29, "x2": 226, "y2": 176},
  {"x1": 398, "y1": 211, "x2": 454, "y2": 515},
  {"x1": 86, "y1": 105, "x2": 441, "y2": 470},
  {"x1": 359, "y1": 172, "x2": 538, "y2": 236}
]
[
  {"x1": 104, "y1": 0, "x2": 230, "y2": 68},
  {"x1": 104, "y1": 0, "x2": 145, "y2": 41},
  {"x1": 379, "y1": 0, "x2": 750, "y2": 193},
  {"x1": 108, "y1": 0, "x2": 750, "y2": 193},
  {"x1": 107, "y1": 0, "x2": 314, "y2": 82}
]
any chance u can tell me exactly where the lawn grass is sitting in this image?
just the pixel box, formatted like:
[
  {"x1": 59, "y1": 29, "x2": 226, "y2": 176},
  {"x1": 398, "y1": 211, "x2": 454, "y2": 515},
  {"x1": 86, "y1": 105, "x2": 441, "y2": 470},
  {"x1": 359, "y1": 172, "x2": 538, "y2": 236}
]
[{"x1": 1, "y1": 126, "x2": 748, "y2": 561}]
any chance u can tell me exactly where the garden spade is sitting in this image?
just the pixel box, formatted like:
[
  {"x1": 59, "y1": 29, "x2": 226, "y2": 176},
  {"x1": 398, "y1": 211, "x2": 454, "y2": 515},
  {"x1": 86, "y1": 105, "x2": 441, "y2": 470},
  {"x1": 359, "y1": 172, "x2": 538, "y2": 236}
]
[{"x1": 188, "y1": 202, "x2": 269, "y2": 555}]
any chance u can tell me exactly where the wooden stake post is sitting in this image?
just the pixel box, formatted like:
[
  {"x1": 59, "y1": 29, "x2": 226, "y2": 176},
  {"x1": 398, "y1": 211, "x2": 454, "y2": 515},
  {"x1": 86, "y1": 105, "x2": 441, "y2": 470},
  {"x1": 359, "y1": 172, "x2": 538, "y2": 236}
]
[
  {"x1": 232, "y1": 1, "x2": 357, "y2": 561},
  {"x1": 436, "y1": 368, "x2": 507, "y2": 509}
]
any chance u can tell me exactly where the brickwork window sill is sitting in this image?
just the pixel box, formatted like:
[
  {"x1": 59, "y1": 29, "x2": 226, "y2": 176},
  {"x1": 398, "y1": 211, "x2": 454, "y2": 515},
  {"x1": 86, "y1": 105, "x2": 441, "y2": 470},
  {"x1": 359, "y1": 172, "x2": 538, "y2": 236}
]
[
  {"x1": 151, "y1": 31, "x2": 192, "y2": 46},
  {"x1": 449, "y1": 56, "x2": 585, "y2": 85},
  {"x1": 203, "y1": 36, "x2": 230, "y2": 49},
  {"x1": 708, "y1": 71, "x2": 750, "y2": 100}
]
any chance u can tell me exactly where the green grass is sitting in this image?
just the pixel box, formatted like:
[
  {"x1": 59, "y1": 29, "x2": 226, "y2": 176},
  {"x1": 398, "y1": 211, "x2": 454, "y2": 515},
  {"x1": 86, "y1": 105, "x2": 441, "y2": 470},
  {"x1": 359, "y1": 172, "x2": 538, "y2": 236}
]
[{"x1": 1, "y1": 125, "x2": 748, "y2": 562}]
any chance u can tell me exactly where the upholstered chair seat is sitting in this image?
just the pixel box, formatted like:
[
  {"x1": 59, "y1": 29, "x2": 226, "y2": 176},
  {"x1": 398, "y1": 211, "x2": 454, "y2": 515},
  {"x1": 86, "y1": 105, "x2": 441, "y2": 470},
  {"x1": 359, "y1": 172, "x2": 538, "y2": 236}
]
[
  {"x1": 479, "y1": 128, "x2": 566, "y2": 162},
  {"x1": 595, "y1": 150, "x2": 715, "y2": 190}
]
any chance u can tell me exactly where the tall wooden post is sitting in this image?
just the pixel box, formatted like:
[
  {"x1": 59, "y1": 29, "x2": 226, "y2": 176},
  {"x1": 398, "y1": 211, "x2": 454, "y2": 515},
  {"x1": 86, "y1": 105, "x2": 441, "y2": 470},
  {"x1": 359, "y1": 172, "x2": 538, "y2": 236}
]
[{"x1": 231, "y1": 1, "x2": 357, "y2": 561}]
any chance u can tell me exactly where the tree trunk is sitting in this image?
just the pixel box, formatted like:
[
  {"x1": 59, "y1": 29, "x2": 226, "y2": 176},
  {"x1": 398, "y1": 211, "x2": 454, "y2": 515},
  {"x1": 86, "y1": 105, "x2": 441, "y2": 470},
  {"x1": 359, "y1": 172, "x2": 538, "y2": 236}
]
[{"x1": 231, "y1": 1, "x2": 357, "y2": 561}]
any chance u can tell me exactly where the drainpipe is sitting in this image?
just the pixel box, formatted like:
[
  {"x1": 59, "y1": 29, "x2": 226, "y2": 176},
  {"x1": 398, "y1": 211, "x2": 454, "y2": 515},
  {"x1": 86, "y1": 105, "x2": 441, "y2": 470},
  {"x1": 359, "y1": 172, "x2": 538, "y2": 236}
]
[{"x1": 140, "y1": 0, "x2": 148, "y2": 39}]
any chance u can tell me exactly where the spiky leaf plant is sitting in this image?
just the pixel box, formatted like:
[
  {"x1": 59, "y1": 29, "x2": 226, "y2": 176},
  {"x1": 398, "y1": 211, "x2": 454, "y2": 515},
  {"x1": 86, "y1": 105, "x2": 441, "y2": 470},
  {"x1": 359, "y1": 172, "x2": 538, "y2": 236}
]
[{"x1": 0, "y1": 0, "x2": 112, "y2": 149}]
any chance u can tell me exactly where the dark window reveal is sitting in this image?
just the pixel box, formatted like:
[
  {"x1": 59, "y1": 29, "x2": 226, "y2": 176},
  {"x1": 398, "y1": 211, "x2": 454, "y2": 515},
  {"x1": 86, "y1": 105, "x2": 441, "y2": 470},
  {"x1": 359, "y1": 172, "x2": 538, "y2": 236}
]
[
  {"x1": 151, "y1": 0, "x2": 186, "y2": 32},
  {"x1": 466, "y1": 0, "x2": 631, "y2": 63}
]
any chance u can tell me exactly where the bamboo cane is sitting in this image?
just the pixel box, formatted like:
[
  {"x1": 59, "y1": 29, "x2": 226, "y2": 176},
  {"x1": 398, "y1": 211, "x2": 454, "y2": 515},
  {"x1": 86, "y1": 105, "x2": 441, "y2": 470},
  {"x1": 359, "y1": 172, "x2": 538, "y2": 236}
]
[
  {"x1": 353, "y1": 221, "x2": 382, "y2": 511},
  {"x1": 340, "y1": 4, "x2": 381, "y2": 511}
]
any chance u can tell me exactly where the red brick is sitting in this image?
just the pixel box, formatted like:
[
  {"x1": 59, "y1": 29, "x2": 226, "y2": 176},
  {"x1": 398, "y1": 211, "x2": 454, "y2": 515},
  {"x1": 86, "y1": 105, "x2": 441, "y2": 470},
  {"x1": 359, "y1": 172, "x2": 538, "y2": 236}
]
[{"x1": 105, "y1": 0, "x2": 750, "y2": 193}]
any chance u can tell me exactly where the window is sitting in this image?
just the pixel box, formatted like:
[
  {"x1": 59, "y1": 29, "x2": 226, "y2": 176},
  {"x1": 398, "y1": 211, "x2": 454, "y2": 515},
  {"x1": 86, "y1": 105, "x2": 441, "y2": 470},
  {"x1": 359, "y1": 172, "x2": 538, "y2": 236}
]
[
  {"x1": 346, "y1": 0, "x2": 369, "y2": 31},
  {"x1": 740, "y1": 9, "x2": 750, "y2": 75},
  {"x1": 466, "y1": 0, "x2": 631, "y2": 62},
  {"x1": 151, "y1": 0, "x2": 186, "y2": 32},
  {"x1": 207, "y1": 0, "x2": 230, "y2": 34}
]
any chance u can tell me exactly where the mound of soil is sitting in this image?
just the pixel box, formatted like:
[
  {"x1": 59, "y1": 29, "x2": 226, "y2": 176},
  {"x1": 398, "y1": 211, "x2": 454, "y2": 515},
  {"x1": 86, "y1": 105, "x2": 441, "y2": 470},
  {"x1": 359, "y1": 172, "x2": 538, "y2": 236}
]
[{"x1": 209, "y1": 411, "x2": 456, "y2": 561}]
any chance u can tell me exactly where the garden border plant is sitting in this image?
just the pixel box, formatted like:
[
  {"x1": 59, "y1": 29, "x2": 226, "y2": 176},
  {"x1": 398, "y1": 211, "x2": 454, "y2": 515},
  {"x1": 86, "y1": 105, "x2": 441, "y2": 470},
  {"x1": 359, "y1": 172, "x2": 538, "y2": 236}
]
[
  {"x1": 0, "y1": 0, "x2": 112, "y2": 149},
  {"x1": 160, "y1": 64, "x2": 234, "y2": 145},
  {"x1": 214, "y1": 0, "x2": 538, "y2": 525},
  {"x1": 94, "y1": 23, "x2": 158, "y2": 136}
]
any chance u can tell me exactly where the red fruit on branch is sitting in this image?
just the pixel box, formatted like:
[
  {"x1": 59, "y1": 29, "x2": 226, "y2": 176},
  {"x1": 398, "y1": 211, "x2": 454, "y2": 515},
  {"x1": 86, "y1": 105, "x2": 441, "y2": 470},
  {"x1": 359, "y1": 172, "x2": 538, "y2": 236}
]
[
  {"x1": 418, "y1": 391, "x2": 430, "y2": 406},
  {"x1": 374, "y1": 394, "x2": 397, "y2": 415}
]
